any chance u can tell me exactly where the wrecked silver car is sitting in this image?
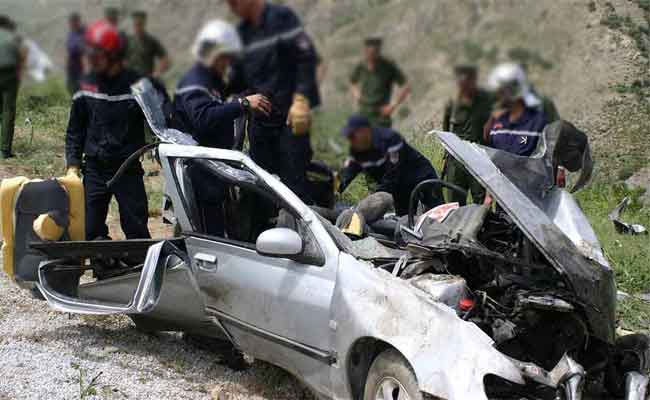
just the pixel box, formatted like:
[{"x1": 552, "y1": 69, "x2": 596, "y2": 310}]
[{"x1": 1, "y1": 80, "x2": 648, "y2": 400}]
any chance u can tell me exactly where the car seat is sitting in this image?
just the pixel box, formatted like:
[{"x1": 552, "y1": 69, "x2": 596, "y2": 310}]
[{"x1": 0, "y1": 172, "x2": 84, "y2": 284}]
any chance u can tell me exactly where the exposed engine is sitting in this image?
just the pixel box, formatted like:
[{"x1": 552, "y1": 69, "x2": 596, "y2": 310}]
[{"x1": 363, "y1": 205, "x2": 649, "y2": 399}]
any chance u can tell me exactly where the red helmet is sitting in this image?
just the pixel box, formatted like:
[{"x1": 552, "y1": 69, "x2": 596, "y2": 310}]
[{"x1": 84, "y1": 19, "x2": 123, "y2": 56}]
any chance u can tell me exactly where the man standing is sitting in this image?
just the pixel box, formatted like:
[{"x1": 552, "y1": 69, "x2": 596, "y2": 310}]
[
  {"x1": 173, "y1": 20, "x2": 271, "y2": 236},
  {"x1": 65, "y1": 19, "x2": 150, "y2": 240},
  {"x1": 485, "y1": 63, "x2": 547, "y2": 157},
  {"x1": 0, "y1": 15, "x2": 23, "y2": 160},
  {"x1": 226, "y1": 0, "x2": 319, "y2": 203},
  {"x1": 104, "y1": 7, "x2": 120, "y2": 27},
  {"x1": 338, "y1": 115, "x2": 442, "y2": 216},
  {"x1": 442, "y1": 64, "x2": 492, "y2": 205},
  {"x1": 520, "y1": 63, "x2": 560, "y2": 124},
  {"x1": 349, "y1": 37, "x2": 410, "y2": 128},
  {"x1": 66, "y1": 13, "x2": 85, "y2": 95},
  {"x1": 126, "y1": 11, "x2": 170, "y2": 78}
]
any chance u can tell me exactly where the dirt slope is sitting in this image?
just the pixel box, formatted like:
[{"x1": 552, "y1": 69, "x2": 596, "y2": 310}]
[{"x1": 3, "y1": 0, "x2": 649, "y2": 178}]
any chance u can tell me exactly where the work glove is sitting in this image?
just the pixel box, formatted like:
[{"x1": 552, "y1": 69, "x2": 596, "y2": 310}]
[
  {"x1": 287, "y1": 94, "x2": 311, "y2": 136},
  {"x1": 66, "y1": 165, "x2": 81, "y2": 178},
  {"x1": 333, "y1": 172, "x2": 342, "y2": 194}
]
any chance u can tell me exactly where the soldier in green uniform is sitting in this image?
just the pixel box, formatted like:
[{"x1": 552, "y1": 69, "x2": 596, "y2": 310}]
[
  {"x1": 0, "y1": 16, "x2": 23, "y2": 159},
  {"x1": 442, "y1": 64, "x2": 493, "y2": 205},
  {"x1": 349, "y1": 37, "x2": 410, "y2": 128},
  {"x1": 104, "y1": 7, "x2": 120, "y2": 26},
  {"x1": 126, "y1": 11, "x2": 169, "y2": 78}
]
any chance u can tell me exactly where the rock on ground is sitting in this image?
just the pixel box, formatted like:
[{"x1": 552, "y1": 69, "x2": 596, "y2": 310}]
[{"x1": 626, "y1": 166, "x2": 650, "y2": 203}]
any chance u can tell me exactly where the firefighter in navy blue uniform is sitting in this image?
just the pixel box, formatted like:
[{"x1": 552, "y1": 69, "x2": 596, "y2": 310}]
[
  {"x1": 485, "y1": 63, "x2": 548, "y2": 157},
  {"x1": 172, "y1": 20, "x2": 271, "y2": 236},
  {"x1": 338, "y1": 115, "x2": 443, "y2": 216},
  {"x1": 65, "y1": 19, "x2": 150, "y2": 241},
  {"x1": 226, "y1": 0, "x2": 319, "y2": 203}
]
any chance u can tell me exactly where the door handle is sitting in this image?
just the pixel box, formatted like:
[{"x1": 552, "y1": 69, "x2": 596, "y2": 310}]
[{"x1": 194, "y1": 253, "x2": 218, "y2": 271}]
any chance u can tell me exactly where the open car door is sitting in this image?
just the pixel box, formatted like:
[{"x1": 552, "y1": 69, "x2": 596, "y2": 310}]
[
  {"x1": 0, "y1": 79, "x2": 226, "y2": 337},
  {"x1": 157, "y1": 144, "x2": 341, "y2": 396}
]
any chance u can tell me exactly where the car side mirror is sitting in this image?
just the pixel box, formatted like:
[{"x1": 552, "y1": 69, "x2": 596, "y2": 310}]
[{"x1": 256, "y1": 228, "x2": 303, "y2": 258}]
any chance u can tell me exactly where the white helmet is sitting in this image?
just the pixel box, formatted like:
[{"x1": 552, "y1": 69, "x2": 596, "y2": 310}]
[
  {"x1": 487, "y1": 62, "x2": 540, "y2": 107},
  {"x1": 192, "y1": 19, "x2": 243, "y2": 66}
]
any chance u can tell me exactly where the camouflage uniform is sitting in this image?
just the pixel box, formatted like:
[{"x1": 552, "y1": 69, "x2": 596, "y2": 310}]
[{"x1": 442, "y1": 89, "x2": 493, "y2": 204}]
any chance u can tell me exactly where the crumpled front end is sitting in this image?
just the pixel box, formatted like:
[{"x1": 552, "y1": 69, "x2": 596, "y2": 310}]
[
  {"x1": 436, "y1": 129, "x2": 616, "y2": 345},
  {"x1": 330, "y1": 253, "x2": 525, "y2": 400}
]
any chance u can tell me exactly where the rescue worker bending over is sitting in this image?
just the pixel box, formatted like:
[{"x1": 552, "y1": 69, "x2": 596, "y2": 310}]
[
  {"x1": 485, "y1": 63, "x2": 547, "y2": 157},
  {"x1": 65, "y1": 19, "x2": 151, "y2": 241},
  {"x1": 442, "y1": 64, "x2": 492, "y2": 205},
  {"x1": 172, "y1": 20, "x2": 271, "y2": 236},
  {"x1": 226, "y1": 0, "x2": 319, "y2": 203},
  {"x1": 338, "y1": 115, "x2": 442, "y2": 216}
]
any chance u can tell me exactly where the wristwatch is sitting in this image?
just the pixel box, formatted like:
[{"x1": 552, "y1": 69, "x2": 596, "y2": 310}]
[{"x1": 239, "y1": 97, "x2": 250, "y2": 112}]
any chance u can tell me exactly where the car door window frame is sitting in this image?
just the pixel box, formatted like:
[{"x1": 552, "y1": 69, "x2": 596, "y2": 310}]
[{"x1": 170, "y1": 156, "x2": 326, "y2": 267}]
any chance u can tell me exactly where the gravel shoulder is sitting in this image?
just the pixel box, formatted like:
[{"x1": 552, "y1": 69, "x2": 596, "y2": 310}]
[{"x1": 0, "y1": 260, "x2": 312, "y2": 400}]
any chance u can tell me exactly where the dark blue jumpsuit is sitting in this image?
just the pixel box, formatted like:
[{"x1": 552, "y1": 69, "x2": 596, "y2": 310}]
[
  {"x1": 233, "y1": 3, "x2": 319, "y2": 203},
  {"x1": 65, "y1": 69, "x2": 151, "y2": 240},
  {"x1": 339, "y1": 128, "x2": 442, "y2": 216},
  {"x1": 488, "y1": 107, "x2": 547, "y2": 156},
  {"x1": 172, "y1": 63, "x2": 246, "y2": 236}
]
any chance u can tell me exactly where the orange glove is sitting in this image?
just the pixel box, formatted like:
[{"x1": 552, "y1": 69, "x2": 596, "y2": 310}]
[
  {"x1": 287, "y1": 94, "x2": 311, "y2": 135},
  {"x1": 66, "y1": 166, "x2": 81, "y2": 178}
]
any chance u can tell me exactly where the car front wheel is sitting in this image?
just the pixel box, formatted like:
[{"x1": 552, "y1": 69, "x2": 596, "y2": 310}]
[{"x1": 363, "y1": 349, "x2": 423, "y2": 400}]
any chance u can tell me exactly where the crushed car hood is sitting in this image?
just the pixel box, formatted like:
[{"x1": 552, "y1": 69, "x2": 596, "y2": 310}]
[{"x1": 436, "y1": 128, "x2": 616, "y2": 344}]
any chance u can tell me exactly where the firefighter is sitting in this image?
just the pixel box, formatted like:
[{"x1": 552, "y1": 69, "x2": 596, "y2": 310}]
[
  {"x1": 485, "y1": 63, "x2": 547, "y2": 157},
  {"x1": 338, "y1": 115, "x2": 442, "y2": 216},
  {"x1": 349, "y1": 37, "x2": 410, "y2": 128},
  {"x1": 442, "y1": 64, "x2": 492, "y2": 205},
  {"x1": 226, "y1": 0, "x2": 319, "y2": 203},
  {"x1": 0, "y1": 15, "x2": 24, "y2": 159},
  {"x1": 173, "y1": 20, "x2": 271, "y2": 236},
  {"x1": 65, "y1": 19, "x2": 150, "y2": 240}
]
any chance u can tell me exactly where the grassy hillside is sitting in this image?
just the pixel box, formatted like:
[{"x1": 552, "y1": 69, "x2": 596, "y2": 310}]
[{"x1": 4, "y1": 0, "x2": 650, "y2": 180}]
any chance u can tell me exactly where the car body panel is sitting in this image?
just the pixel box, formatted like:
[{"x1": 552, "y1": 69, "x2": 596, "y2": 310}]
[
  {"x1": 329, "y1": 252, "x2": 524, "y2": 400},
  {"x1": 436, "y1": 130, "x2": 616, "y2": 344}
]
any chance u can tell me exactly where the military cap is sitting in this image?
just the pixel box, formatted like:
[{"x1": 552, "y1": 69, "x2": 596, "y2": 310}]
[
  {"x1": 104, "y1": 7, "x2": 119, "y2": 20},
  {"x1": 131, "y1": 10, "x2": 147, "y2": 19},
  {"x1": 364, "y1": 37, "x2": 383, "y2": 48},
  {"x1": 454, "y1": 64, "x2": 478, "y2": 78}
]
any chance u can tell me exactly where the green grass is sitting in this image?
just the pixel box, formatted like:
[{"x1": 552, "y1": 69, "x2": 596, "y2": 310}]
[
  {"x1": 7, "y1": 76, "x2": 650, "y2": 331},
  {"x1": 5, "y1": 78, "x2": 69, "y2": 176}
]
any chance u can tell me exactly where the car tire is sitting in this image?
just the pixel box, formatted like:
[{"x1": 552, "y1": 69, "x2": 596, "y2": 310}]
[{"x1": 363, "y1": 348, "x2": 423, "y2": 400}]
